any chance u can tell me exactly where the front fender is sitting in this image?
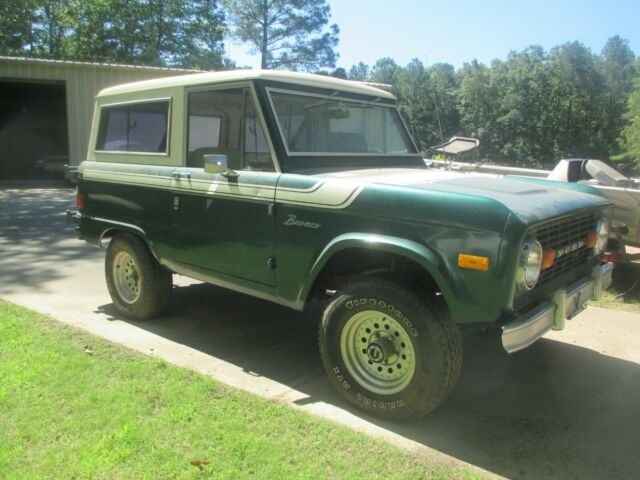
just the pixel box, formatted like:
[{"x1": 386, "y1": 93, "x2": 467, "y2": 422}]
[{"x1": 297, "y1": 233, "x2": 458, "y2": 317}]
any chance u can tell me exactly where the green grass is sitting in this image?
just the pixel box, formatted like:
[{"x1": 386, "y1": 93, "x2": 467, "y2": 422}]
[
  {"x1": 589, "y1": 262, "x2": 640, "y2": 313},
  {"x1": 589, "y1": 289, "x2": 640, "y2": 312},
  {"x1": 0, "y1": 301, "x2": 478, "y2": 480}
]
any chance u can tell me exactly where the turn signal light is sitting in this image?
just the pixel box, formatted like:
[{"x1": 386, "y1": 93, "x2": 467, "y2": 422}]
[
  {"x1": 585, "y1": 233, "x2": 598, "y2": 249},
  {"x1": 458, "y1": 254, "x2": 489, "y2": 271},
  {"x1": 541, "y1": 249, "x2": 556, "y2": 270}
]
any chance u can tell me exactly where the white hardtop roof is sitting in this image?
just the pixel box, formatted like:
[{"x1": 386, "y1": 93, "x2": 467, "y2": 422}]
[{"x1": 97, "y1": 69, "x2": 396, "y2": 100}]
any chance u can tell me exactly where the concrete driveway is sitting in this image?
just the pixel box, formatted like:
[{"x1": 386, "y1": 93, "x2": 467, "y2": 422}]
[{"x1": 2, "y1": 186, "x2": 640, "y2": 479}]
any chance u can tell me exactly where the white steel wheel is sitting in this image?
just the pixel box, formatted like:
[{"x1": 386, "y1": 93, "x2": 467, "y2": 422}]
[
  {"x1": 105, "y1": 233, "x2": 172, "y2": 320},
  {"x1": 340, "y1": 310, "x2": 416, "y2": 395},
  {"x1": 319, "y1": 277, "x2": 462, "y2": 419},
  {"x1": 112, "y1": 251, "x2": 142, "y2": 304}
]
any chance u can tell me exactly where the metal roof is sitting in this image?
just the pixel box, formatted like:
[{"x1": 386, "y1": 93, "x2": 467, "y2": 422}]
[
  {"x1": 98, "y1": 69, "x2": 396, "y2": 100},
  {"x1": 0, "y1": 55, "x2": 195, "y2": 73}
]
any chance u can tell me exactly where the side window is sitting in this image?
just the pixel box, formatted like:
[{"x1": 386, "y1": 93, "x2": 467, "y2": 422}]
[
  {"x1": 187, "y1": 88, "x2": 273, "y2": 171},
  {"x1": 243, "y1": 90, "x2": 272, "y2": 170},
  {"x1": 96, "y1": 101, "x2": 169, "y2": 153}
]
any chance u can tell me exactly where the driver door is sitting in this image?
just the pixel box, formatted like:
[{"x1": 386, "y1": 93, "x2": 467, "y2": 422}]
[{"x1": 171, "y1": 86, "x2": 279, "y2": 286}]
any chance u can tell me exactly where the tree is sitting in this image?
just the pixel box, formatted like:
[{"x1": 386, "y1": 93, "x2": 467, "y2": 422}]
[
  {"x1": 489, "y1": 47, "x2": 555, "y2": 166},
  {"x1": 599, "y1": 36, "x2": 636, "y2": 157},
  {"x1": 224, "y1": 0, "x2": 339, "y2": 71},
  {"x1": 0, "y1": 0, "x2": 40, "y2": 56},
  {"x1": 330, "y1": 67, "x2": 347, "y2": 79},
  {"x1": 0, "y1": 0, "x2": 228, "y2": 69},
  {"x1": 67, "y1": 0, "x2": 144, "y2": 64},
  {"x1": 348, "y1": 62, "x2": 369, "y2": 81},
  {"x1": 140, "y1": 0, "x2": 227, "y2": 68},
  {"x1": 427, "y1": 62, "x2": 460, "y2": 144},
  {"x1": 360, "y1": 37, "x2": 638, "y2": 166},
  {"x1": 613, "y1": 80, "x2": 640, "y2": 168},
  {"x1": 393, "y1": 59, "x2": 462, "y2": 151},
  {"x1": 395, "y1": 59, "x2": 430, "y2": 150},
  {"x1": 457, "y1": 59, "x2": 498, "y2": 159},
  {"x1": 370, "y1": 57, "x2": 400, "y2": 87},
  {"x1": 547, "y1": 42, "x2": 605, "y2": 160}
]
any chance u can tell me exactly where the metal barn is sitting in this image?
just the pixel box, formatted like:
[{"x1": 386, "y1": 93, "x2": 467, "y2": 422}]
[{"x1": 0, "y1": 57, "x2": 192, "y2": 180}]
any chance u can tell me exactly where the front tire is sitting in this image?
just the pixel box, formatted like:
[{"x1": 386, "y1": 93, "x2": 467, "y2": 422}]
[
  {"x1": 105, "y1": 233, "x2": 172, "y2": 320},
  {"x1": 319, "y1": 277, "x2": 462, "y2": 419}
]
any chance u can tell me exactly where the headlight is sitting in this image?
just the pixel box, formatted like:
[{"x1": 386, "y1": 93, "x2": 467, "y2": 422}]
[
  {"x1": 516, "y1": 237, "x2": 543, "y2": 291},
  {"x1": 595, "y1": 217, "x2": 609, "y2": 253}
]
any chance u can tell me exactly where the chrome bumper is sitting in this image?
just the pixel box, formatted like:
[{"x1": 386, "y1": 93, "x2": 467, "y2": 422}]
[{"x1": 502, "y1": 262, "x2": 613, "y2": 353}]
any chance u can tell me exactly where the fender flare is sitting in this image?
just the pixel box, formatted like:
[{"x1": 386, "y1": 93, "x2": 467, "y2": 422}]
[
  {"x1": 297, "y1": 233, "x2": 456, "y2": 312},
  {"x1": 95, "y1": 219, "x2": 161, "y2": 263}
]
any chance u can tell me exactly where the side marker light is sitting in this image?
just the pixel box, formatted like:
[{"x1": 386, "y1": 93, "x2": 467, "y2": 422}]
[{"x1": 458, "y1": 254, "x2": 489, "y2": 271}]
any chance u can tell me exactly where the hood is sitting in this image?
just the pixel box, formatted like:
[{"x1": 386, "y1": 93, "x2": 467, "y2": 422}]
[{"x1": 319, "y1": 168, "x2": 611, "y2": 224}]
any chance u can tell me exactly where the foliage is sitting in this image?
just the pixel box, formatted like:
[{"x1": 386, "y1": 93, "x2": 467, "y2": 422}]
[
  {"x1": 0, "y1": 302, "x2": 480, "y2": 479},
  {"x1": 224, "y1": 0, "x2": 339, "y2": 71},
  {"x1": 349, "y1": 37, "x2": 638, "y2": 167},
  {"x1": 0, "y1": 0, "x2": 227, "y2": 69},
  {"x1": 613, "y1": 80, "x2": 640, "y2": 168},
  {"x1": 588, "y1": 262, "x2": 640, "y2": 312},
  {"x1": 370, "y1": 57, "x2": 401, "y2": 87},
  {"x1": 348, "y1": 61, "x2": 369, "y2": 81}
]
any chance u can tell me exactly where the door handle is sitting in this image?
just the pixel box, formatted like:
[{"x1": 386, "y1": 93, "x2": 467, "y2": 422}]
[{"x1": 172, "y1": 171, "x2": 191, "y2": 180}]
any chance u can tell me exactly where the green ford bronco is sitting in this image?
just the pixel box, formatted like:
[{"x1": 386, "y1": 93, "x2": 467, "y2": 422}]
[{"x1": 68, "y1": 70, "x2": 613, "y2": 418}]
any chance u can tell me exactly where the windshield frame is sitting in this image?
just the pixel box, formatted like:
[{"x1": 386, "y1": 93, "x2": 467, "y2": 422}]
[{"x1": 265, "y1": 87, "x2": 419, "y2": 157}]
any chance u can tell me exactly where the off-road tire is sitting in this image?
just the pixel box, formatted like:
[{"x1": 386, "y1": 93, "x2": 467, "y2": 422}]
[
  {"x1": 319, "y1": 277, "x2": 462, "y2": 419},
  {"x1": 105, "y1": 233, "x2": 172, "y2": 320}
]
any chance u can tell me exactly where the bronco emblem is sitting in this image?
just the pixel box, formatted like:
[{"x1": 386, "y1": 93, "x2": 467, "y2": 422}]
[{"x1": 283, "y1": 214, "x2": 321, "y2": 229}]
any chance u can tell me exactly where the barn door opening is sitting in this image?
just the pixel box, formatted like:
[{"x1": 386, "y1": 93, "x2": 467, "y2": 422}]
[{"x1": 0, "y1": 80, "x2": 69, "y2": 180}]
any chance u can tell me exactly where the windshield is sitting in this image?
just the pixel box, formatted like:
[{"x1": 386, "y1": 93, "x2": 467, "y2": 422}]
[{"x1": 268, "y1": 90, "x2": 417, "y2": 155}]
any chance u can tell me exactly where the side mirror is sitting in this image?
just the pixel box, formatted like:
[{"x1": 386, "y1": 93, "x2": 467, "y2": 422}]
[{"x1": 204, "y1": 154, "x2": 238, "y2": 178}]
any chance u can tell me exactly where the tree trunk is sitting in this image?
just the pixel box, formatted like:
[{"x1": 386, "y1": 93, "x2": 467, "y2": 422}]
[
  {"x1": 260, "y1": 2, "x2": 269, "y2": 70},
  {"x1": 261, "y1": 5, "x2": 268, "y2": 69}
]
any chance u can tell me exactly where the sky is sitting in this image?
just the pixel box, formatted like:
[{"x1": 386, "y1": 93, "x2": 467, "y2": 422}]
[{"x1": 227, "y1": 0, "x2": 640, "y2": 70}]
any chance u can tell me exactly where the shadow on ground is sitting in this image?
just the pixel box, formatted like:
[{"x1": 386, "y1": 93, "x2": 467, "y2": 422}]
[{"x1": 0, "y1": 187, "x2": 102, "y2": 294}]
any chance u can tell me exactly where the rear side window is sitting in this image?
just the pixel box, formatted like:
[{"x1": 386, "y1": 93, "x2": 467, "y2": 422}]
[{"x1": 96, "y1": 100, "x2": 170, "y2": 153}]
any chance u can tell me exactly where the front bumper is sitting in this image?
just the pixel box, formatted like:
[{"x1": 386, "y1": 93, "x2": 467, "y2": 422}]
[{"x1": 502, "y1": 262, "x2": 614, "y2": 353}]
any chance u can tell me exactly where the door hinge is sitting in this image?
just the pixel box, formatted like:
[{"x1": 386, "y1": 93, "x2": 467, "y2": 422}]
[
  {"x1": 173, "y1": 196, "x2": 180, "y2": 211},
  {"x1": 267, "y1": 257, "x2": 277, "y2": 269},
  {"x1": 267, "y1": 203, "x2": 275, "y2": 216}
]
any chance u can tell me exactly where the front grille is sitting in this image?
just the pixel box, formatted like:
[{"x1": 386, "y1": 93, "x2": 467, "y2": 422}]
[{"x1": 536, "y1": 212, "x2": 597, "y2": 285}]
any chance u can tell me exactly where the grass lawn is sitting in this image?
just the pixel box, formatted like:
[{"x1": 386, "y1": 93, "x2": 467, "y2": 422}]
[
  {"x1": 0, "y1": 301, "x2": 477, "y2": 479},
  {"x1": 589, "y1": 262, "x2": 640, "y2": 313}
]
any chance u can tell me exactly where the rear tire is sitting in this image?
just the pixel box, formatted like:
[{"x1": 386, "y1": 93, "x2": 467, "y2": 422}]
[
  {"x1": 319, "y1": 277, "x2": 462, "y2": 419},
  {"x1": 105, "y1": 233, "x2": 172, "y2": 320}
]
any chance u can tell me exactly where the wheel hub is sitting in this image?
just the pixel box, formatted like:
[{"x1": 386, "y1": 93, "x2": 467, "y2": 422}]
[
  {"x1": 367, "y1": 335, "x2": 396, "y2": 363},
  {"x1": 340, "y1": 310, "x2": 416, "y2": 395},
  {"x1": 113, "y1": 251, "x2": 141, "y2": 304}
]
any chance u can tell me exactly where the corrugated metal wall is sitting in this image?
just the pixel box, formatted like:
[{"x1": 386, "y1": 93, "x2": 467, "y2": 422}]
[{"x1": 0, "y1": 57, "x2": 193, "y2": 167}]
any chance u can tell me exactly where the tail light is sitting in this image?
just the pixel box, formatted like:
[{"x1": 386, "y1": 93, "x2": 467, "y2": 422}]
[
  {"x1": 603, "y1": 252, "x2": 620, "y2": 264},
  {"x1": 77, "y1": 191, "x2": 85, "y2": 211}
]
